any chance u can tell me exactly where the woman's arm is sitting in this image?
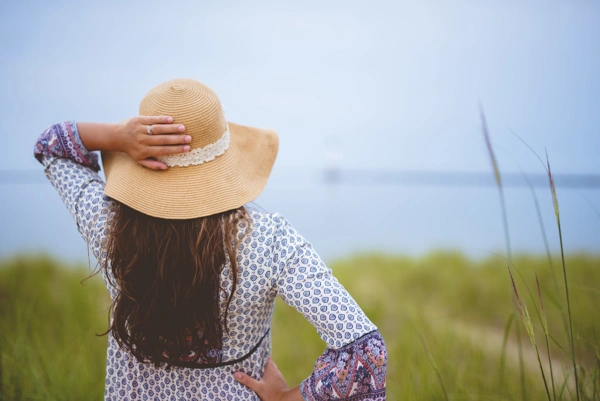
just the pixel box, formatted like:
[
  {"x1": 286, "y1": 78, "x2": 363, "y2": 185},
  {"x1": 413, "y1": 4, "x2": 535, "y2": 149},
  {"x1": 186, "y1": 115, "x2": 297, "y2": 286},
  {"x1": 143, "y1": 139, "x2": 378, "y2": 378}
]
[
  {"x1": 235, "y1": 215, "x2": 387, "y2": 401},
  {"x1": 34, "y1": 116, "x2": 191, "y2": 170},
  {"x1": 34, "y1": 121, "x2": 108, "y2": 249},
  {"x1": 33, "y1": 117, "x2": 192, "y2": 260}
]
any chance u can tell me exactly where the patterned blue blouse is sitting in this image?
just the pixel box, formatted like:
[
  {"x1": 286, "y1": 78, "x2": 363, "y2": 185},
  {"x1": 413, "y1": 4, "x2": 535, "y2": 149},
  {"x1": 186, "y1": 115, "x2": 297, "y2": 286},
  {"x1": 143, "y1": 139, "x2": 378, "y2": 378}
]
[{"x1": 34, "y1": 121, "x2": 387, "y2": 401}]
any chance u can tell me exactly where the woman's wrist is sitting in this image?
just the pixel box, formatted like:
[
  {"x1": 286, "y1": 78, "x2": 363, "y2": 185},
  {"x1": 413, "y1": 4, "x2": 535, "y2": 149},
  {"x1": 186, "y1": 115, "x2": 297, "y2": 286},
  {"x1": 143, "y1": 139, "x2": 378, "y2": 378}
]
[
  {"x1": 77, "y1": 122, "x2": 123, "y2": 153},
  {"x1": 281, "y1": 386, "x2": 303, "y2": 401},
  {"x1": 234, "y1": 358, "x2": 304, "y2": 401}
]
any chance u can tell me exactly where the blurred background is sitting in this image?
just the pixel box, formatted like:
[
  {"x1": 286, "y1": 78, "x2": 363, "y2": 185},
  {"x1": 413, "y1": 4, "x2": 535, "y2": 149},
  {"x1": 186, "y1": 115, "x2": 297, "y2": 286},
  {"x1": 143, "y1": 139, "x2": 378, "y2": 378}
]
[
  {"x1": 1, "y1": 0, "x2": 599, "y2": 400},
  {"x1": 1, "y1": 0, "x2": 599, "y2": 261}
]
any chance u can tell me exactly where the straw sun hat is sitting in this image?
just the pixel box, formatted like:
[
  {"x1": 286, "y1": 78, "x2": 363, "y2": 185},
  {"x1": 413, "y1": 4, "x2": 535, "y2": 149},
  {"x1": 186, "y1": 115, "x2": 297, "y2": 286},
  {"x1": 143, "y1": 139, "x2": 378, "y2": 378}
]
[{"x1": 102, "y1": 79, "x2": 279, "y2": 219}]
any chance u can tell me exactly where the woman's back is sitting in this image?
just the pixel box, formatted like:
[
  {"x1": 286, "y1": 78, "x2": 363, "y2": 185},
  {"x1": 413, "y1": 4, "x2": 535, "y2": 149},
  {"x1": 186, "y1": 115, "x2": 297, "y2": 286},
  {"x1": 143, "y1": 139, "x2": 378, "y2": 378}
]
[{"x1": 93, "y1": 206, "x2": 378, "y2": 399}]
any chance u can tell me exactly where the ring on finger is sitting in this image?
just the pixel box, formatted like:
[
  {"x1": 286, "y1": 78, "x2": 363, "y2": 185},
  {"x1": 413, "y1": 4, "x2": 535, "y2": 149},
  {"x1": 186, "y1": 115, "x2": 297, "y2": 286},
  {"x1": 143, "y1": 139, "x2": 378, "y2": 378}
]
[{"x1": 147, "y1": 125, "x2": 153, "y2": 135}]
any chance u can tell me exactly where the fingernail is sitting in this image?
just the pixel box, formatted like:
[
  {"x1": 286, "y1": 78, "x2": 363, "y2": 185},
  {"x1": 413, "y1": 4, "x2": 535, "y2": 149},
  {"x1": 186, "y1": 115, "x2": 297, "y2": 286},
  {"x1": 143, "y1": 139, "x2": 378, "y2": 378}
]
[
  {"x1": 184, "y1": 145, "x2": 191, "y2": 152},
  {"x1": 234, "y1": 372, "x2": 242, "y2": 380},
  {"x1": 166, "y1": 117, "x2": 173, "y2": 123},
  {"x1": 178, "y1": 125, "x2": 185, "y2": 132},
  {"x1": 185, "y1": 136, "x2": 192, "y2": 143}
]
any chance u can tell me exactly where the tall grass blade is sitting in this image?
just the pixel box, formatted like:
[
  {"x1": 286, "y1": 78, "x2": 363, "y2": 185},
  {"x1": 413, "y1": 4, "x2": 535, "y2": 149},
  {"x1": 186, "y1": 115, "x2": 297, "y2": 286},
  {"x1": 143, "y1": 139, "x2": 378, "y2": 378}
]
[
  {"x1": 516, "y1": 321, "x2": 527, "y2": 401},
  {"x1": 499, "y1": 312, "x2": 515, "y2": 390},
  {"x1": 578, "y1": 192, "x2": 600, "y2": 221},
  {"x1": 481, "y1": 107, "x2": 512, "y2": 261},
  {"x1": 537, "y1": 273, "x2": 557, "y2": 401},
  {"x1": 559, "y1": 371, "x2": 572, "y2": 401},
  {"x1": 509, "y1": 266, "x2": 528, "y2": 401},
  {"x1": 507, "y1": 126, "x2": 547, "y2": 170},
  {"x1": 541, "y1": 286, "x2": 563, "y2": 311},
  {"x1": 549, "y1": 333, "x2": 571, "y2": 357},
  {"x1": 509, "y1": 128, "x2": 571, "y2": 341},
  {"x1": 509, "y1": 266, "x2": 552, "y2": 401},
  {"x1": 418, "y1": 333, "x2": 450, "y2": 401},
  {"x1": 592, "y1": 329, "x2": 599, "y2": 401},
  {"x1": 592, "y1": 356, "x2": 600, "y2": 400},
  {"x1": 489, "y1": 250, "x2": 546, "y2": 330},
  {"x1": 546, "y1": 150, "x2": 580, "y2": 401},
  {"x1": 521, "y1": 167, "x2": 568, "y2": 334},
  {"x1": 514, "y1": 264, "x2": 545, "y2": 335}
]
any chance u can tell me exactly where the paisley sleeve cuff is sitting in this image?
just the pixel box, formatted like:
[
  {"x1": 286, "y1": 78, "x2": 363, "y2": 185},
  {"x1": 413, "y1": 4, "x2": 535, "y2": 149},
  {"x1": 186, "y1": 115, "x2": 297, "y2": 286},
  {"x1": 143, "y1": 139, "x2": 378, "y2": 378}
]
[
  {"x1": 300, "y1": 330, "x2": 387, "y2": 401},
  {"x1": 33, "y1": 121, "x2": 100, "y2": 171}
]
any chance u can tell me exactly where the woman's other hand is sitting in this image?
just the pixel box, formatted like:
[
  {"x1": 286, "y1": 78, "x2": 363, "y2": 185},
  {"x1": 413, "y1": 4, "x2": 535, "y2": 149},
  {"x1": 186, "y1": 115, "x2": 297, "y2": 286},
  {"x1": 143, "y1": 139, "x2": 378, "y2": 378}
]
[
  {"x1": 117, "y1": 116, "x2": 191, "y2": 171},
  {"x1": 234, "y1": 358, "x2": 303, "y2": 401}
]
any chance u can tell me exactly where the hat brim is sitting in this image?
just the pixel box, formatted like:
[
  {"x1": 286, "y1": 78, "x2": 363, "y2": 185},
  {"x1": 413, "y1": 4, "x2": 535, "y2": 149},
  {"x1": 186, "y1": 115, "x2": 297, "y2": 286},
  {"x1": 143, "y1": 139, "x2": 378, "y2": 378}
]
[{"x1": 102, "y1": 122, "x2": 278, "y2": 219}]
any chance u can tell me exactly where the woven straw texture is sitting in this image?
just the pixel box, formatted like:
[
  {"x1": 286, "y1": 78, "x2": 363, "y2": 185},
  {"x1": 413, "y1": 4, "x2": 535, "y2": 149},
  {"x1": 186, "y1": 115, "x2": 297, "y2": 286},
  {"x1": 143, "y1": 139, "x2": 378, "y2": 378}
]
[{"x1": 102, "y1": 79, "x2": 278, "y2": 219}]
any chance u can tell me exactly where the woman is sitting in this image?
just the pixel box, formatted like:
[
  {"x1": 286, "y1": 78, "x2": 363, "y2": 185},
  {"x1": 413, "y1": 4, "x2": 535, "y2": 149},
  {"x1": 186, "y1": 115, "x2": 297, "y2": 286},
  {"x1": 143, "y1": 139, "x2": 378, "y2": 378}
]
[{"x1": 34, "y1": 79, "x2": 387, "y2": 401}]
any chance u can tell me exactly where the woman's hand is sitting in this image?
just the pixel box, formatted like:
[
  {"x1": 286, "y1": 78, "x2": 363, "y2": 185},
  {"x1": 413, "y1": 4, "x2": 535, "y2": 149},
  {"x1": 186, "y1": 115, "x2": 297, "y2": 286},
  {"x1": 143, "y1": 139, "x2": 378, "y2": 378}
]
[
  {"x1": 115, "y1": 116, "x2": 191, "y2": 170},
  {"x1": 77, "y1": 116, "x2": 192, "y2": 171},
  {"x1": 234, "y1": 358, "x2": 303, "y2": 401}
]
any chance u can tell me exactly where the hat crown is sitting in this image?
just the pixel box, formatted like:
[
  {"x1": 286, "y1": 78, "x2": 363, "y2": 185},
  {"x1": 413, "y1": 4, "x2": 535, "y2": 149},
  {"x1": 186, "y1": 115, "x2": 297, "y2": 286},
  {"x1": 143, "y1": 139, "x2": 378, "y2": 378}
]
[
  {"x1": 103, "y1": 77, "x2": 278, "y2": 219},
  {"x1": 139, "y1": 79, "x2": 227, "y2": 149}
]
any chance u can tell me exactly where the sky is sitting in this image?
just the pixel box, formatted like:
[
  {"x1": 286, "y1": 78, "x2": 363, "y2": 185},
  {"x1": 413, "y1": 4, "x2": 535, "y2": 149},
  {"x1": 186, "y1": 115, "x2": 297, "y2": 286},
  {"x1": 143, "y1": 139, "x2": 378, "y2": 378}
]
[{"x1": 1, "y1": 0, "x2": 599, "y2": 263}]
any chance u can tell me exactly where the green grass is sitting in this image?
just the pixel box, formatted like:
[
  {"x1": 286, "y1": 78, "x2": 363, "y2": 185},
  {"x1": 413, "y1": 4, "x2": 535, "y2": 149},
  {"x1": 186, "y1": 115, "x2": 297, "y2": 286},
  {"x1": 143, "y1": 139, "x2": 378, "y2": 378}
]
[
  {"x1": 0, "y1": 256, "x2": 108, "y2": 401},
  {"x1": 1, "y1": 253, "x2": 598, "y2": 400}
]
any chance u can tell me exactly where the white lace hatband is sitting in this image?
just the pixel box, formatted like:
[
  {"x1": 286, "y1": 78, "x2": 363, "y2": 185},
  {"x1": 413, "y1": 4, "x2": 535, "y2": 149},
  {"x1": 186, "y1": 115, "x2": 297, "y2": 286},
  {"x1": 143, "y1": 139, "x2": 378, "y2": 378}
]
[{"x1": 157, "y1": 125, "x2": 230, "y2": 167}]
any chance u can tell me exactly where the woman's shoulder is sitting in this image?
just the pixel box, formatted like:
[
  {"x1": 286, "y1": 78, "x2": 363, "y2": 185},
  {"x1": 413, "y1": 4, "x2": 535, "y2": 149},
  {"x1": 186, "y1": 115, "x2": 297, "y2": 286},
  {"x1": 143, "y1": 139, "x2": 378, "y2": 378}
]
[
  {"x1": 241, "y1": 205, "x2": 307, "y2": 258},
  {"x1": 242, "y1": 205, "x2": 299, "y2": 242},
  {"x1": 244, "y1": 204, "x2": 284, "y2": 227}
]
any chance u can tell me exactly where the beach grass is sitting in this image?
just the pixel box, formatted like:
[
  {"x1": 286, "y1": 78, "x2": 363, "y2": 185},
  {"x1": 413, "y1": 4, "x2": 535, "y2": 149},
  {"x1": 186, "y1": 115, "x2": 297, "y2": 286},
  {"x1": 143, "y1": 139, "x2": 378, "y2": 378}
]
[{"x1": 1, "y1": 253, "x2": 598, "y2": 400}]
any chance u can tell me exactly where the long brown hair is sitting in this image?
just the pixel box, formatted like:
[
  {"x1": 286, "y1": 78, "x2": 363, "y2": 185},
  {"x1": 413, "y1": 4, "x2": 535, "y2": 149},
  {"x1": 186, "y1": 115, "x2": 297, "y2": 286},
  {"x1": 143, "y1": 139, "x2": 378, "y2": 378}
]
[{"x1": 102, "y1": 202, "x2": 249, "y2": 366}]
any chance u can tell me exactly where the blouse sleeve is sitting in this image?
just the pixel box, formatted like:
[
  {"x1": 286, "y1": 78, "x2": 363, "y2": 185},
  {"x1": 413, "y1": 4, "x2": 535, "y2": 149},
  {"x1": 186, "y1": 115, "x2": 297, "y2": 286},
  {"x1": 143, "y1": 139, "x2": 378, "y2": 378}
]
[
  {"x1": 33, "y1": 121, "x2": 113, "y2": 263},
  {"x1": 271, "y1": 215, "x2": 387, "y2": 401}
]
